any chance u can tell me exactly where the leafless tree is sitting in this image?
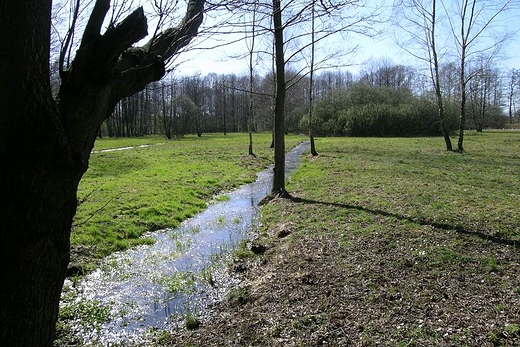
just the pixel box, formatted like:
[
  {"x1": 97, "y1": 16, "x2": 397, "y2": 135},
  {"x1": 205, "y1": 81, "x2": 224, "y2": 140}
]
[
  {"x1": 307, "y1": 0, "x2": 319, "y2": 156},
  {"x1": 393, "y1": 0, "x2": 453, "y2": 150},
  {"x1": 247, "y1": 3, "x2": 259, "y2": 155},
  {"x1": 270, "y1": 0, "x2": 382, "y2": 195},
  {"x1": 507, "y1": 68, "x2": 519, "y2": 125},
  {"x1": 445, "y1": 0, "x2": 514, "y2": 151}
]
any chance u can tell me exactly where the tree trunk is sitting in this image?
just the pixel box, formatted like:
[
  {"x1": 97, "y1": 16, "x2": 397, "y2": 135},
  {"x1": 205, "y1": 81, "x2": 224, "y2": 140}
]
[
  {"x1": 222, "y1": 87, "x2": 228, "y2": 135},
  {"x1": 0, "y1": 0, "x2": 205, "y2": 345},
  {"x1": 442, "y1": 131, "x2": 453, "y2": 151},
  {"x1": 457, "y1": 64, "x2": 467, "y2": 152},
  {"x1": 0, "y1": 2, "x2": 84, "y2": 345},
  {"x1": 308, "y1": 0, "x2": 319, "y2": 157},
  {"x1": 248, "y1": 7, "x2": 256, "y2": 157},
  {"x1": 271, "y1": 0, "x2": 287, "y2": 196},
  {"x1": 1, "y1": 142, "x2": 83, "y2": 347},
  {"x1": 508, "y1": 70, "x2": 516, "y2": 125},
  {"x1": 430, "y1": 0, "x2": 453, "y2": 152},
  {"x1": 457, "y1": 0, "x2": 470, "y2": 152}
]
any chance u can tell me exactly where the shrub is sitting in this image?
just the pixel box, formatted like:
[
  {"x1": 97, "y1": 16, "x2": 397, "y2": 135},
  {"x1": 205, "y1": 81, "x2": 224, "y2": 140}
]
[{"x1": 313, "y1": 84, "x2": 459, "y2": 137}]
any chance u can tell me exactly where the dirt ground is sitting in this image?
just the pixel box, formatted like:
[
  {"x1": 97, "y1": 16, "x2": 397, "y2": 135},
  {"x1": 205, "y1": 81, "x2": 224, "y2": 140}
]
[{"x1": 164, "y1": 198, "x2": 520, "y2": 347}]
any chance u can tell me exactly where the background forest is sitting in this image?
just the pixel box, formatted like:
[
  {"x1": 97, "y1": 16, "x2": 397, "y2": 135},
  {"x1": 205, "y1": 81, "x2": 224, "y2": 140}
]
[
  {"x1": 75, "y1": 63, "x2": 518, "y2": 139},
  {"x1": 50, "y1": 0, "x2": 520, "y2": 141}
]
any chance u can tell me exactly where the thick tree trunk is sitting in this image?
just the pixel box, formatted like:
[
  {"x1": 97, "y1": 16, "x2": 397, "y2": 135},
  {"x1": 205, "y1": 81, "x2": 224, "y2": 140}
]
[
  {"x1": 1, "y1": 145, "x2": 83, "y2": 346},
  {"x1": 0, "y1": 2, "x2": 84, "y2": 345},
  {"x1": 0, "y1": 0, "x2": 204, "y2": 345}
]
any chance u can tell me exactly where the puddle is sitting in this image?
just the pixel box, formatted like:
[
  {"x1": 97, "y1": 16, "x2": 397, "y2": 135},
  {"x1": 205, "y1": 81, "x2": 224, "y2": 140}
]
[
  {"x1": 91, "y1": 143, "x2": 164, "y2": 153},
  {"x1": 60, "y1": 142, "x2": 310, "y2": 345}
]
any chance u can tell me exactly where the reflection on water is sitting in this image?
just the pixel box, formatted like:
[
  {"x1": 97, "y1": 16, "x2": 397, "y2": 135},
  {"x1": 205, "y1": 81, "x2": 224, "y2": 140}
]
[{"x1": 60, "y1": 142, "x2": 310, "y2": 345}]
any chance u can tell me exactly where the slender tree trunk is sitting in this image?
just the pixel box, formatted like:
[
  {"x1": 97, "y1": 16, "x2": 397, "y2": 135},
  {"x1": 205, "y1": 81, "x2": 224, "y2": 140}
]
[
  {"x1": 223, "y1": 91, "x2": 228, "y2": 135},
  {"x1": 457, "y1": 0, "x2": 476, "y2": 152},
  {"x1": 508, "y1": 70, "x2": 516, "y2": 125},
  {"x1": 162, "y1": 83, "x2": 172, "y2": 139},
  {"x1": 270, "y1": 38, "x2": 276, "y2": 150},
  {"x1": 308, "y1": 0, "x2": 318, "y2": 156},
  {"x1": 430, "y1": 0, "x2": 453, "y2": 151},
  {"x1": 457, "y1": 49, "x2": 467, "y2": 152},
  {"x1": 248, "y1": 7, "x2": 256, "y2": 156},
  {"x1": 272, "y1": 0, "x2": 287, "y2": 196}
]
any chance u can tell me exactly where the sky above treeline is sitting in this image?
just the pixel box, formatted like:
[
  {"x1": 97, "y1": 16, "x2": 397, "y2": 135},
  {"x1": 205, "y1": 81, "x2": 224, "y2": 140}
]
[
  {"x1": 171, "y1": 0, "x2": 520, "y2": 77},
  {"x1": 52, "y1": 0, "x2": 520, "y2": 78}
]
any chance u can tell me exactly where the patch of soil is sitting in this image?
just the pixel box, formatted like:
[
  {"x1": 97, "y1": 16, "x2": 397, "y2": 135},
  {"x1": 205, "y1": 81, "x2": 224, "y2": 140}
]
[{"x1": 165, "y1": 201, "x2": 520, "y2": 346}]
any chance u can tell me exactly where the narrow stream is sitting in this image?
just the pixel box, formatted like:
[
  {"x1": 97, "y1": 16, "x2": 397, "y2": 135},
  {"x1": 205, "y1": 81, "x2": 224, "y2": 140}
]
[{"x1": 60, "y1": 142, "x2": 310, "y2": 346}]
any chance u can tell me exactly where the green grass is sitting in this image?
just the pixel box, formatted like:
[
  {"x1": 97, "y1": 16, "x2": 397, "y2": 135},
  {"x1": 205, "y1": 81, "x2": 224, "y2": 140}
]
[
  {"x1": 184, "y1": 309, "x2": 201, "y2": 330},
  {"x1": 255, "y1": 130, "x2": 520, "y2": 345},
  {"x1": 73, "y1": 133, "x2": 306, "y2": 262},
  {"x1": 161, "y1": 272, "x2": 196, "y2": 296},
  {"x1": 271, "y1": 131, "x2": 520, "y2": 242},
  {"x1": 113, "y1": 131, "x2": 519, "y2": 346}
]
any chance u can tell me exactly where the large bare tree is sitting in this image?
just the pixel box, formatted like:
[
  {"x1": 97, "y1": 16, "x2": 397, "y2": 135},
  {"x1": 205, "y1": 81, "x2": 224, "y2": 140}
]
[
  {"x1": 394, "y1": 0, "x2": 454, "y2": 151},
  {"x1": 0, "y1": 0, "x2": 204, "y2": 345},
  {"x1": 270, "y1": 0, "x2": 380, "y2": 195},
  {"x1": 447, "y1": 0, "x2": 513, "y2": 151}
]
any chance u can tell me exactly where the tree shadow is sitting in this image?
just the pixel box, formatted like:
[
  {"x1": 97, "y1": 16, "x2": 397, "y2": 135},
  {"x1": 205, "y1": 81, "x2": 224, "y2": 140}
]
[{"x1": 291, "y1": 197, "x2": 518, "y2": 248}]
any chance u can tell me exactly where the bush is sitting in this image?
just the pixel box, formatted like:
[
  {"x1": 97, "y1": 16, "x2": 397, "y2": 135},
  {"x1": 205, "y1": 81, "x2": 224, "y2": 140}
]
[{"x1": 312, "y1": 84, "x2": 459, "y2": 137}]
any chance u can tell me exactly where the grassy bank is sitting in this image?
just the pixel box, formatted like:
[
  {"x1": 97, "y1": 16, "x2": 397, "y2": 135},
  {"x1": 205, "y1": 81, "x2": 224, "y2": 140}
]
[
  {"x1": 70, "y1": 133, "x2": 306, "y2": 272},
  {"x1": 171, "y1": 131, "x2": 520, "y2": 346}
]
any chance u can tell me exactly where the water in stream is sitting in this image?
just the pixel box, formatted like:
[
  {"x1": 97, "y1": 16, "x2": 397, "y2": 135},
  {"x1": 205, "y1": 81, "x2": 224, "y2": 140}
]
[{"x1": 60, "y1": 142, "x2": 310, "y2": 346}]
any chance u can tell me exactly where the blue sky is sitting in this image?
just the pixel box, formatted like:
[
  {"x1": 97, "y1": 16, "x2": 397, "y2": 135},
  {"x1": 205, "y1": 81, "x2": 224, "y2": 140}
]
[
  {"x1": 172, "y1": 0, "x2": 520, "y2": 77},
  {"x1": 52, "y1": 0, "x2": 520, "y2": 77}
]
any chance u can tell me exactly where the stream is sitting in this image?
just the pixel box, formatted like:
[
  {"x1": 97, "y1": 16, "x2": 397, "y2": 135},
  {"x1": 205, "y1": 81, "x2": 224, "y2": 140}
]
[{"x1": 59, "y1": 141, "x2": 310, "y2": 346}]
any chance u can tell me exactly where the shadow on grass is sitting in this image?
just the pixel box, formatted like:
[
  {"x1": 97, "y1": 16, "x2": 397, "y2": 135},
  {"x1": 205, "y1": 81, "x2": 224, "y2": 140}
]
[{"x1": 292, "y1": 197, "x2": 518, "y2": 248}]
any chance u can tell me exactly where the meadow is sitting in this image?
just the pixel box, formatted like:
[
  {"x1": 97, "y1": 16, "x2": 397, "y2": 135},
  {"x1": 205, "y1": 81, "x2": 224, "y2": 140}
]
[
  {"x1": 70, "y1": 133, "x2": 306, "y2": 271},
  {"x1": 169, "y1": 131, "x2": 520, "y2": 346}
]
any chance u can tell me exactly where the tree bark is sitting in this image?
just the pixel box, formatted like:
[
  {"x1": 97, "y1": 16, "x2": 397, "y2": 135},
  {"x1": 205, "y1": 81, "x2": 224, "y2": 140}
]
[
  {"x1": 430, "y1": 0, "x2": 453, "y2": 151},
  {"x1": 272, "y1": 0, "x2": 287, "y2": 196},
  {"x1": 1, "y1": 2, "x2": 82, "y2": 345},
  {"x1": 457, "y1": 44, "x2": 467, "y2": 152},
  {"x1": 0, "y1": 0, "x2": 204, "y2": 345},
  {"x1": 308, "y1": 0, "x2": 319, "y2": 157},
  {"x1": 248, "y1": 6, "x2": 257, "y2": 157}
]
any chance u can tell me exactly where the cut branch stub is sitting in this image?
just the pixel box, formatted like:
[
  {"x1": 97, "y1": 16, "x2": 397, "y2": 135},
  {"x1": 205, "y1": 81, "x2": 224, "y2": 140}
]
[{"x1": 72, "y1": 7, "x2": 149, "y2": 85}]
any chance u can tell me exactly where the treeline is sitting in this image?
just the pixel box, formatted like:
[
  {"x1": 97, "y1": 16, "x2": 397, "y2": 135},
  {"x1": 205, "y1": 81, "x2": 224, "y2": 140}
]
[{"x1": 101, "y1": 61, "x2": 519, "y2": 138}]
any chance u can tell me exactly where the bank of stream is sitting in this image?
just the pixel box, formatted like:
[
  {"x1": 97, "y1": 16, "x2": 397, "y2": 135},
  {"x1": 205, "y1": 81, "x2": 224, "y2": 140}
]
[{"x1": 57, "y1": 142, "x2": 310, "y2": 346}]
